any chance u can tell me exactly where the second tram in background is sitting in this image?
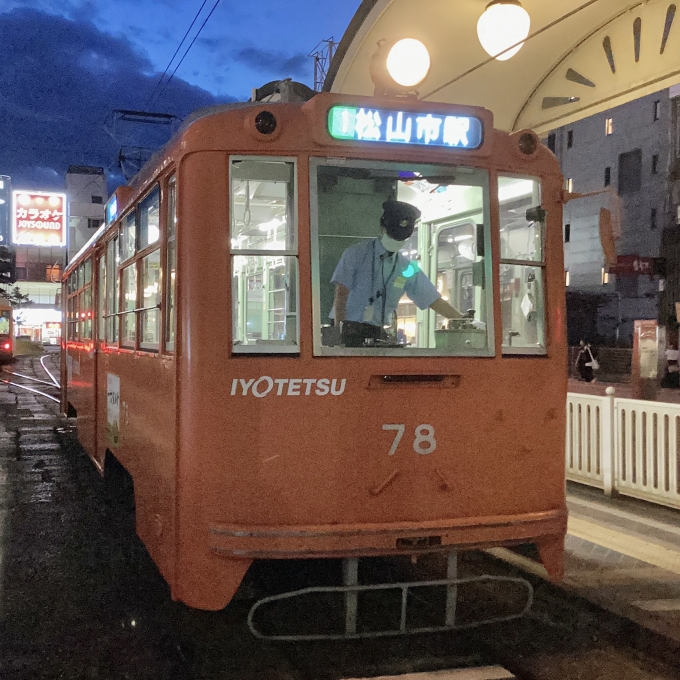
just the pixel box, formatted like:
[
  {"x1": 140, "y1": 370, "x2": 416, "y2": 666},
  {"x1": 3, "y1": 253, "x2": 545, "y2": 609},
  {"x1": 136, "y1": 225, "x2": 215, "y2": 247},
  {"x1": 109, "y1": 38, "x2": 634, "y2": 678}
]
[
  {"x1": 0, "y1": 295, "x2": 13, "y2": 363},
  {"x1": 62, "y1": 90, "x2": 568, "y2": 621}
]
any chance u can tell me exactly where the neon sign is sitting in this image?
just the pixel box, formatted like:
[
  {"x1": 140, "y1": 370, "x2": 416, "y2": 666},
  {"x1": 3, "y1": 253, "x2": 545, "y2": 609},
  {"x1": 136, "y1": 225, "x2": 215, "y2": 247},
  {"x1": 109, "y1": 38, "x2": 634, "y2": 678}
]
[
  {"x1": 328, "y1": 106, "x2": 483, "y2": 149},
  {"x1": 12, "y1": 191, "x2": 66, "y2": 247}
]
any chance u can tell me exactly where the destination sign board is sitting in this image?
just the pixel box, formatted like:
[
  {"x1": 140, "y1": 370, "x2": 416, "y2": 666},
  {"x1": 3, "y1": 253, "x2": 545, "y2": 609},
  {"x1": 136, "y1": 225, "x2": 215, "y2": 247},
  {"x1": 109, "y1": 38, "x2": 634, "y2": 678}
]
[{"x1": 328, "y1": 105, "x2": 483, "y2": 150}]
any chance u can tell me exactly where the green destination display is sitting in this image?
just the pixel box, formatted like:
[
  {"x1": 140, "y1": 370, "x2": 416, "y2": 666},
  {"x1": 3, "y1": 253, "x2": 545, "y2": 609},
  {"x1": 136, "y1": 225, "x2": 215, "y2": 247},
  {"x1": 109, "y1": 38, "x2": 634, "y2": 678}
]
[{"x1": 328, "y1": 105, "x2": 483, "y2": 149}]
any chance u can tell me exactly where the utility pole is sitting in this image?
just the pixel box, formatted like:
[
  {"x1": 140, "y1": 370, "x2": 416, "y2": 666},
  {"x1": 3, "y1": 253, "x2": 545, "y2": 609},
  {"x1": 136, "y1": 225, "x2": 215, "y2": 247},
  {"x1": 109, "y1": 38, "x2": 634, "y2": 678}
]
[{"x1": 308, "y1": 38, "x2": 338, "y2": 92}]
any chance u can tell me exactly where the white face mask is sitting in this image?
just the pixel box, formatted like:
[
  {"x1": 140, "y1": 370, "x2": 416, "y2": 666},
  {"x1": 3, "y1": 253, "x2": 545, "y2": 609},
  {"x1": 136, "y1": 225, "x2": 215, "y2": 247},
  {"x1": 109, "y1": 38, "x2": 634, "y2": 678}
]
[{"x1": 381, "y1": 234, "x2": 407, "y2": 253}]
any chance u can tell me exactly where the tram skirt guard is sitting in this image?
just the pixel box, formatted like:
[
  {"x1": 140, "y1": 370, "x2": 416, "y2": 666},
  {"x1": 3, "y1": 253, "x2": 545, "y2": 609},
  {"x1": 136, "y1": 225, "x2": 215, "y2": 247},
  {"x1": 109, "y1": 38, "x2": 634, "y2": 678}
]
[{"x1": 247, "y1": 554, "x2": 534, "y2": 641}]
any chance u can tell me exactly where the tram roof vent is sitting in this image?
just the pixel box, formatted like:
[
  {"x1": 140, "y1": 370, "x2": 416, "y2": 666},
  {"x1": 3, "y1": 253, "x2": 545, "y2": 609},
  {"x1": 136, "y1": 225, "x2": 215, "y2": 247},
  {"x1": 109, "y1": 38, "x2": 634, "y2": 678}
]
[{"x1": 251, "y1": 79, "x2": 316, "y2": 104}]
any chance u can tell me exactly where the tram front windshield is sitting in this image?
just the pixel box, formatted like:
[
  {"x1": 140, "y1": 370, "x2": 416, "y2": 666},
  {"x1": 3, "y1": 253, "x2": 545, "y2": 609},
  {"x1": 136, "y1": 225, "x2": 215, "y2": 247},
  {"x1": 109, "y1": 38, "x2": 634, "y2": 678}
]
[
  {"x1": 0, "y1": 311, "x2": 10, "y2": 336},
  {"x1": 313, "y1": 160, "x2": 493, "y2": 356}
]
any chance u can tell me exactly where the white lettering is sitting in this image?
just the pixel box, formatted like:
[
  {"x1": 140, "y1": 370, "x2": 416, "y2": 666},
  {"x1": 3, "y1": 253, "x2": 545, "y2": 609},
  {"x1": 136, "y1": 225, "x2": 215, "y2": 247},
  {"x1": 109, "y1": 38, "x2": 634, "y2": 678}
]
[
  {"x1": 231, "y1": 377, "x2": 345, "y2": 397},
  {"x1": 416, "y1": 114, "x2": 442, "y2": 145},
  {"x1": 252, "y1": 376, "x2": 274, "y2": 398},
  {"x1": 240, "y1": 378, "x2": 255, "y2": 396},
  {"x1": 443, "y1": 116, "x2": 470, "y2": 147},
  {"x1": 355, "y1": 108, "x2": 382, "y2": 141},
  {"x1": 287, "y1": 379, "x2": 302, "y2": 396},
  {"x1": 386, "y1": 111, "x2": 413, "y2": 143},
  {"x1": 315, "y1": 379, "x2": 330, "y2": 396},
  {"x1": 17, "y1": 220, "x2": 61, "y2": 230},
  {"x1": 330, "y1": 379, "x2": 346, "y2": 396}
]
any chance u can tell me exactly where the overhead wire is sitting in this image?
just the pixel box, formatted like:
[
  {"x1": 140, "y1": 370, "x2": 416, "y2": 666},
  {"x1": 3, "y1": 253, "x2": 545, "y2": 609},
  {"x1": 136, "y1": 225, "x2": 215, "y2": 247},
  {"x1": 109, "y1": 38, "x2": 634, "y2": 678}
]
[
  {"x1": 150, "y1": 0, "x2": 222, "y2": 109},
  {"x1": 145, "y1": 0, "x2": 211, "y2": 111}
]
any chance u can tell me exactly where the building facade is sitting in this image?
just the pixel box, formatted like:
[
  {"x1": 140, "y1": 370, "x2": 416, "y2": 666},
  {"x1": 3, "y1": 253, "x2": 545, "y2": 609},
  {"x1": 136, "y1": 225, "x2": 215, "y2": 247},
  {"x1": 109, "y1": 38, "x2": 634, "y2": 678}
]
[
  {"x1": 8, "y1": 166, "x2": 106, "y2": 342},
  {"x1": 547, "y1": 88, "x2": 673, "y2": 346},
  {"x1": 66, "y1": 165, "x2": 106, "y2": 261}
]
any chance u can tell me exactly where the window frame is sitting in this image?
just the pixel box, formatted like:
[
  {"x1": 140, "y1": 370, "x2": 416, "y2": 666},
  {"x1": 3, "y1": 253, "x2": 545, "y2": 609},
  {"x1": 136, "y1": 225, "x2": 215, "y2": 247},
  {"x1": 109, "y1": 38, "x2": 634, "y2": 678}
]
[
  {"x1": 139, "y1": 248, "x2": 162, "y2": 351},
  {"x1": 120, "y1": 261, "x2": 139, "y2": 349},
  {"x1": 229, "y1": 155, "x2": 300, "y2": 355},
  {"x1": 164, "y1": 175, "x2": 177, "y2": 352},
  {"x1": 138, "y1": 185, "x2": 161, "y2": 252},
  {"x1": 65, "y1": 256, "x2": 94, "y2": 342},
  {"x1": 104, "y1": 232, "x2": 120, "y2": 346},
  {"x1": 309, "y1": 156, "x2": 495, "y2": 358},
  {"x1": 497, "y1": 172, "x2": 547, "y2": 357}
]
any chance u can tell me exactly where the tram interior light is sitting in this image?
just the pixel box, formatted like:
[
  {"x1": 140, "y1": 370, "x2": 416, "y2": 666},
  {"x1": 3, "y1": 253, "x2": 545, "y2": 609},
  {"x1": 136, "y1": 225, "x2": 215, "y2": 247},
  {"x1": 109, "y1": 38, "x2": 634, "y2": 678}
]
[
  {"x1": 477, "y1": 0, "x2": 530, "y2": 61},
  {"x1": 386, "y1": 39, "x2": 431, "y2": 88}
]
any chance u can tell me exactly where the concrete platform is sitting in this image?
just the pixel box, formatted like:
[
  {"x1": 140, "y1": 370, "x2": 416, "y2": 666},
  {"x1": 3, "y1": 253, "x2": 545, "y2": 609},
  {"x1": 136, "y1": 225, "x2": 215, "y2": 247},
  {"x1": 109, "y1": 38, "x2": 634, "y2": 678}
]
[{"x1": 492, "y1": 481, "x2": 680, "y2": 645}]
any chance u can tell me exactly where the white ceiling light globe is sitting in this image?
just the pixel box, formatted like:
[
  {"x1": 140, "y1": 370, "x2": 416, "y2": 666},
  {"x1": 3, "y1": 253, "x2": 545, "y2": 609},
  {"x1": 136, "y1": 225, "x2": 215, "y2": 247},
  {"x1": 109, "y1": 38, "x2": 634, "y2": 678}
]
[
  {"x1": 386, "y1": 38, "x2": 431, "y2": 87},
  {"x1": 477, "y1": 0, "x2": 531, "y2": 61}
]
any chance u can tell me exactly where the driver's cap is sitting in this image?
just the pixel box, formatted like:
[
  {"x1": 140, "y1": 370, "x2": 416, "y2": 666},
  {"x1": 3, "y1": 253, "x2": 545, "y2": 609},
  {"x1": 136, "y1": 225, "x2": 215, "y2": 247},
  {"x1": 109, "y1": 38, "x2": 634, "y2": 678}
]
[{"x1": 381, "y1": 200, "x2": 420, "y2": 241}]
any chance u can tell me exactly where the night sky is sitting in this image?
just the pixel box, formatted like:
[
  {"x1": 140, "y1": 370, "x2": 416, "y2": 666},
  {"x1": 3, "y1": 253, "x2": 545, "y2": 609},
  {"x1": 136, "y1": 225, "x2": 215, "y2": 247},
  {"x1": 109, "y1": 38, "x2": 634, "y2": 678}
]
[{"x1": 0, "y1": 1, "x2": 360, "y2": 191}]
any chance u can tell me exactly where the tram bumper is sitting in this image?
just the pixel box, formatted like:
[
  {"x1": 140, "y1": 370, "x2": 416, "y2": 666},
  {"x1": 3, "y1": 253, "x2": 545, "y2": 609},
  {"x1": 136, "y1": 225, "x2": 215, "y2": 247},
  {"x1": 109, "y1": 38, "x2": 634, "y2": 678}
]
[{"x1": 209, "y1": 508, "x2": 566, "y2": 572}]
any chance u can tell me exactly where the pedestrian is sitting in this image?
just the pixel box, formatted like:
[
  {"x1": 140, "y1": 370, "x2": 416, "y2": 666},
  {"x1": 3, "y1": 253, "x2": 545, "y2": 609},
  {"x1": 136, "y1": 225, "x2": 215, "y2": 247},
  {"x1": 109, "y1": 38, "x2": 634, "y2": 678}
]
[{"x1": 575, "y1": 340, "x2": 598, "y2": 382}]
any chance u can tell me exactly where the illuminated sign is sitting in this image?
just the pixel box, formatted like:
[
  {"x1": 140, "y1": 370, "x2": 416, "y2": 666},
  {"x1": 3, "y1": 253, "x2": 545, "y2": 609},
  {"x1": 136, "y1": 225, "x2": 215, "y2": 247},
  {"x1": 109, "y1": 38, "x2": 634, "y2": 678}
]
[
  {"x1": 328, "y1": 106, "x2": 483, "y2": 149},
  {"x1": 106, "y1": 195, "x2": 118, "y2": 224},
  {"x1": 12, "y1": 191, "x2": 66, "y2": 247}
]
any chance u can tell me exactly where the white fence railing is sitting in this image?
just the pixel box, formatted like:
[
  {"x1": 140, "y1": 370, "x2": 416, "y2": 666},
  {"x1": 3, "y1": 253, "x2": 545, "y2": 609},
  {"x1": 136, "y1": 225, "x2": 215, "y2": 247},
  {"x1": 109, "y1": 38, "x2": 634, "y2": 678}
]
[{"x1": 567, "y1": 390, "x2": 680, "y2": 510}]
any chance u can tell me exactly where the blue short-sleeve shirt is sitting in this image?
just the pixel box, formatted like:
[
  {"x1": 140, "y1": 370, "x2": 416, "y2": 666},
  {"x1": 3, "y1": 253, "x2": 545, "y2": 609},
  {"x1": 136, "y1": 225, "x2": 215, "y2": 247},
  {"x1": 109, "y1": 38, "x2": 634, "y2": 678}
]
[{"x1": 330, "y1": 239, "x2": 440, "y2": 325}]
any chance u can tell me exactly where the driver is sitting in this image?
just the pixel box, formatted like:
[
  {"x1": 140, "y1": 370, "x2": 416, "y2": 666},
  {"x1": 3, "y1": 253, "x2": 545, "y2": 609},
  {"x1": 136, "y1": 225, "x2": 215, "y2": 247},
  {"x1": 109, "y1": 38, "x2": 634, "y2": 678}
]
[{"x1": 331, "y1": 199, "x2": 464, "y2": 347}]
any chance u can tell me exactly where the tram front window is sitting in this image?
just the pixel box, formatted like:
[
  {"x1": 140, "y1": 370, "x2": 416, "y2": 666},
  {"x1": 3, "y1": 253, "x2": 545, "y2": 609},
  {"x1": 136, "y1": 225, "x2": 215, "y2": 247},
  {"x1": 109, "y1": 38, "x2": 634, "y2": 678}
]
[
  {"x1": 312, "y1": 159, "x2": 492, "y2": 356},
  {"x1": 230, "y1": 158, "x2": 299, "y2": 353},
  {"x1": 0, "y1": 311, "x2": 10, "y2": 336}
]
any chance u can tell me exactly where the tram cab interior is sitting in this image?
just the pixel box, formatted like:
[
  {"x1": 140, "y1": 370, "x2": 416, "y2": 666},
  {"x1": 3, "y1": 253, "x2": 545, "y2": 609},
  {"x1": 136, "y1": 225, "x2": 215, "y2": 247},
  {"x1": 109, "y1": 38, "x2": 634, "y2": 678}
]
[{"x1": 230, "y1": 157, "x2": 546, "y2": 357}]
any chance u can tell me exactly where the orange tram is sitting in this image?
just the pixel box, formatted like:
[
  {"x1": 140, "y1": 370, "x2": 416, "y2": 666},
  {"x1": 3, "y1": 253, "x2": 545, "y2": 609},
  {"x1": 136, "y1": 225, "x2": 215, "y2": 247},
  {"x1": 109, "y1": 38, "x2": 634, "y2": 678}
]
[{"x1": 62, "y1": 92, "x2": 568, "y2": 620}]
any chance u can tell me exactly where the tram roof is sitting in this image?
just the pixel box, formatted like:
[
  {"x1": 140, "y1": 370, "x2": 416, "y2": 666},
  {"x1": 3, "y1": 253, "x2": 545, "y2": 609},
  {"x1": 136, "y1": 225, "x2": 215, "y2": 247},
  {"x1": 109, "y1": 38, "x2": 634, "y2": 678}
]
[{"x1": 326, "y1": 0, "x2": 680, "y2": 134}]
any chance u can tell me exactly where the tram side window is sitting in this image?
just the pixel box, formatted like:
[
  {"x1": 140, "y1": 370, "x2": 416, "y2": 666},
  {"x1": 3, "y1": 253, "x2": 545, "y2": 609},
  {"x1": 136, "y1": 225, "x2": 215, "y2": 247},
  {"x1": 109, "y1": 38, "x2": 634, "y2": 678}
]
[
  {"x1": 80, "y1": 283, "x2": 92, "y2": 339},
  {"x1": 121, "y1": 264, "x2": 137, "y2": 347},
  {"x1": 98, "y1": 256, "x2": 106, "y2": 341},
  {"x1": 498, "y1": 176, "x2": 546, "y2": 354},
  {"x1": 139, "y1": 186, "x2": 160, "y2": 250},
  {"x1": 106, "y1": 236, "x2": 119, "y2": 343},
  {"x1": 121, "y1": 212, "x2": 135, "y2": 262},
  {"x1": 75, "y1": 263, "x2": 92, "y2": 340},
  {"x1": 140, "y1": 250, "x2": 161, "y2": 350},
  {"x1": 67, "y1": 290, "x2": 77, "y2": 340},
  {"x1": 230, "y1": 158, "x2": 299, "y2": 353},
  {"x1": 311, "y1": 159, "x2": 493, "y2": 356},
  {"x1": 165, "y1": 176, "x2": 177, "y2": 350}
]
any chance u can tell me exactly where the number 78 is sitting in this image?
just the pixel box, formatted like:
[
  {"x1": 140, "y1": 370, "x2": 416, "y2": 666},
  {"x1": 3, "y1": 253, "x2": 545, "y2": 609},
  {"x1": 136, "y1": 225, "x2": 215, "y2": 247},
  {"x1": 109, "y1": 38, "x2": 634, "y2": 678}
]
[{"x1": 382, "y1": 424, "x2": 437, "y2": 456}]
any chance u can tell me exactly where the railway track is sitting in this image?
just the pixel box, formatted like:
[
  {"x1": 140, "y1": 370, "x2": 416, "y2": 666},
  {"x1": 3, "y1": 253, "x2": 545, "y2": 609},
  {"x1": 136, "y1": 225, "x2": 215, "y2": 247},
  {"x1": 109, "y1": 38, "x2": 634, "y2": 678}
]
[{"x1": 1, "y1": 350, "x2": 60, "y2": 402}]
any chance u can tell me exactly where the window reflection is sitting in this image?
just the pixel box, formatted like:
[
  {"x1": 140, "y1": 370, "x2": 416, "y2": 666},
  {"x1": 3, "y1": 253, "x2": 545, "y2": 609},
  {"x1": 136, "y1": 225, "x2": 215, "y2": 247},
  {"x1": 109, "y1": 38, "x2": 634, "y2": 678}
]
[
  {"x1": 498, "y1": 176, "x2": 546, "y2": 353},
  {"x1": 314, "y1": 160, "x2": 492, "y2": 355},
  {"x1": 230, "y1": 159, "x2": 298, "y2": 352}
]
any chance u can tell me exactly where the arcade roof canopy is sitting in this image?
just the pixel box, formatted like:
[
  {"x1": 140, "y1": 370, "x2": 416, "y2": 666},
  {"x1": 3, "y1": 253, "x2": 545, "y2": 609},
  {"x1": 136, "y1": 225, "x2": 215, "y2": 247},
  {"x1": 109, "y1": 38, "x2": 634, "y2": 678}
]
[{"x1": 325, "y1": 0, "x2": 680, "y2": 134}]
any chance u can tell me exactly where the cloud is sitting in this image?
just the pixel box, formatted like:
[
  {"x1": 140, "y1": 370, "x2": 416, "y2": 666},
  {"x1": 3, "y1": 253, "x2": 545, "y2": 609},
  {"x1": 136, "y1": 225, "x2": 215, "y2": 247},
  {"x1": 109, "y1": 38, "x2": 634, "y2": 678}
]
[
  {"x1": 0, "y1": 9, "x2": 235, "y2": 190},
  {"x1": 233, "y1": 47, "x2": 310, "y2": 79}
]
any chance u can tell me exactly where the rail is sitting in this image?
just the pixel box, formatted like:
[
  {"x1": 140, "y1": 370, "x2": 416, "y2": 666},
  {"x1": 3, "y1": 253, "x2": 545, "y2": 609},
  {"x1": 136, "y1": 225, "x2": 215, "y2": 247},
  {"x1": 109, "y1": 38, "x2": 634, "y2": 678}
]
[{"x1": 567, "y1": 389, "x2": 680, "y2": 510}]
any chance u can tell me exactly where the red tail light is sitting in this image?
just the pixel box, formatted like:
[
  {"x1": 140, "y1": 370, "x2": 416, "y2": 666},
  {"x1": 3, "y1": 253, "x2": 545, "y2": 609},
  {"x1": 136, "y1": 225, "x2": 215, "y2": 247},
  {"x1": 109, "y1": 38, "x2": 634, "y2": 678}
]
[{"x1": 3, "y1": 343, "x2": 10, "y2": 350}]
